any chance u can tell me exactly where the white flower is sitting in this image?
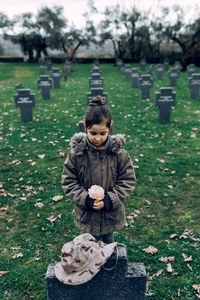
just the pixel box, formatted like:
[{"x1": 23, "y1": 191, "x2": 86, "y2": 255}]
[{"x1": 88, "y1": 185, "x2": 104, "y2": 200}]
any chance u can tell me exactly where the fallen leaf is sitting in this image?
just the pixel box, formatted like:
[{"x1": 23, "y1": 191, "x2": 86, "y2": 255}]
[
  {"x1": 127, "y1": 215, "x2": 134, "y2": 220},
  {"x1": 166, "y1": 263, "x2": 173, "y2": 273},
  {"x1": 0, "y1": 271, "x2": 9, "y2": 276},
  {"x1": 47, "y1": 215, "x2": 57, "y2": 223},
  {"x1": 182, "y1": 253, "x2": 192, "y2": 262},
  {"x1": 193, "y1": 284, "x2": 200, "y2": 293},
  {"x1": 170, "y1": 233, "x2": 178, "y2": 239},
  {"x1": 12, "y1": 253, "x2": 23, "y2": 259},
  {"x1": 142, "y1": 246, "x2": 158, "y2": 254},
  {"x1": 187, "y1": 264, "x2": 193, "y2": 271},
  {"x1": 159, "y1": 256, "x2": 174, "y2": 262},
  {"x1": 149, "y1": 269, "x2": 163, "y2": 279},
  {"x1": 52, "y1": 195, "x2": 63, "y2": 202}
]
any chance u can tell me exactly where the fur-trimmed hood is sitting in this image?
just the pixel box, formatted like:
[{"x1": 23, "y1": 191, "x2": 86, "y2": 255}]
[{"x1": 70, "y1": 132, "x2": 125, "y2": 155}]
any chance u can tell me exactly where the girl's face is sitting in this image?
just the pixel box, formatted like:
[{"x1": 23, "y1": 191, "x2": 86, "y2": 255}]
[{"x1": 87, "y1": 122, "x2": 109, "y2": 148}]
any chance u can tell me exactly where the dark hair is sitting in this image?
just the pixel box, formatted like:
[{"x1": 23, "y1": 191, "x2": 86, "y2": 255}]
[{"x1": 85, "y1": 96, "x2": 112, "y2": 128}]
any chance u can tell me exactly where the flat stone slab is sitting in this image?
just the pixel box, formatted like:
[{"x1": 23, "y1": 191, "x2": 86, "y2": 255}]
[{"x1": 46, "y1": 244, "x2": 146, "y2": 300}]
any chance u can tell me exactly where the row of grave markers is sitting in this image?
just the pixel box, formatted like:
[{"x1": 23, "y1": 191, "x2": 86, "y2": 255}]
[
  {"x1": 14, "y1": 59, "x2": 73, "y2": 122},
  {"x1": 86, "y1": 62, "x2": 107, "y2": 105},
  {"x1": 79, "y1": 61, "x2": 108, "y2": 132},
  {"x1": 116, "y1": 59, "x2": 200, "y2": 121}
]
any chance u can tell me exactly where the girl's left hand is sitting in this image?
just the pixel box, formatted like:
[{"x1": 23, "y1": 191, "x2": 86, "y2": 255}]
[{"x1": 93, "y1": 200, "x2": 104, "y2": 210}]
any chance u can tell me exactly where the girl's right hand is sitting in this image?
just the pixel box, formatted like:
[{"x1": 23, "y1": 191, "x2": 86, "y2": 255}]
[{"x1": 93, "y1": 200, "x2": 104, "y2": 210}]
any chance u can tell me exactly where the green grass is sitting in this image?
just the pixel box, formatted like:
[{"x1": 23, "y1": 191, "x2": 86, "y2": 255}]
[{"x1": 0, "y1": 62, "x2": 200, "y2": 299}]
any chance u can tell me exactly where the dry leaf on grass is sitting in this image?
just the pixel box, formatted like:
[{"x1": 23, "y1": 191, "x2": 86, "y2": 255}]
[
  {"x1": 187, "y1": 264, "x2": 193, "y2": 271},
  {"x1": 142, "y1": 246, "x2": 158, "y2": 254},
  {"x1": 170, "y1": 233, "x2": 178, "y2": 239},
  {"x1": 159, "y1": 256, "x2": 174, "y2": 262},
  {"x1": 52, "y1": 195, "x2": 63, "y2": 201},
  {"x1": 182, "y1": 253, "x2": 192, "y2": 262},
  {"x1": 0, "y1": 271, "x2": 9, "y2": 276},
  {"x1": 12, "y1": 253, "x2": 23, "y2": 259},
  {"x1": 166, "y1": 263, "x2": 173, "y2": 273},
  {"x1": 149, "y1": 269, "x2": 163, "y2": 279}
]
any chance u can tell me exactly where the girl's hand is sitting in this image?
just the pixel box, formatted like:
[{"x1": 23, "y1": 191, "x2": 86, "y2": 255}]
[{"x1": 93, "y1": 200, "x2": 104, "y2": 210}]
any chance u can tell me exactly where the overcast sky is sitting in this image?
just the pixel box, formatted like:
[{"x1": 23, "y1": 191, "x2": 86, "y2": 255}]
[{"x1": 1, "y1": 0, "x2": 199, "y2": 28}]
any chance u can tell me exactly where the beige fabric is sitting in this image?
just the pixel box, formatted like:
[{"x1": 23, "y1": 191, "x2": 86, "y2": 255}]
[{"x1": 55, "y1": 233, "x2": 117, "y2": 285}]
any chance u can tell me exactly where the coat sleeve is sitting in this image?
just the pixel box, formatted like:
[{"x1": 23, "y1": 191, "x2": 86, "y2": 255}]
[
  {"x1": 107, "y1": 150, "x2": 136, "y2": 209},
  {"x1": 61, "y1": 152, "x2": 88, "y2": 208}
]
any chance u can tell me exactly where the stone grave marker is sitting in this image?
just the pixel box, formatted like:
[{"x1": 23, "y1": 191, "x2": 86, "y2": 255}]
[
  {"x1": 168, "y1": 68, "x2": 179, "y2": 86},
  {"x1": 164, "y1": 60, "x2": 169, "y2": 70},
  {"x1": 116, "y1": 59, "x2": 123, "y2": 69},
  {"x1": 124, "y1": 67, "x2": 133, "y2": 81},
  {"x1": 89, "y1": 77, "x2": 104, "y2": 89},
  {"x1": 15, "y1": 83, "x2": 22, "y2": 89},
  {"x1": 40, "y1": 66, "x2": 46, "y2": 75},
  {"x1": 50, "y1": 68, "x2": 62, "y2": 88},
  {"x1": 156, "y1": 64, "x2": 165, "y2": 80},
  {"x1": 64, "y1": 62, "x2": 72, "y2": 80},
  {"x1": 38, "y1": 75, "x2": 52, "y2": 100},
  {"x1": 140, "y1": 59, "x2": 146, "y2": 71},
  {"x1": 186, "y1": 64, "x2": 196, "y2": 77},
  {"x1": 156, "y1": 87, "x2": 176, "y2": 121},
  {"x1": 148, "y1": 64, "x2": 154, "y2": 75},
  {"x1": 139, "y1": 74, "x2": 153, "y2": 99},
  {"x1": 87, "y1": 89, "x2": 107, "y2": 105},
  {"x1": 46, "y1": 244, "x2": 146, "y2": 300},
  {"x1": 89, "y1": 72, "x2": 103, "y2": 81},
  {"x1": 188, "y1": 73, "x2": 200, "y2": 99},
  {"x1": 14, "y1": 89, "x2": 35, "y2": 122},
  {"x1": 131, "y1": 69, "x2": 141, "y2": 88},
  {"x1": 46, "y1": 58, "x2": 52, "y2": 71},
  {"x1": 174, "y1": 61, "x2": 182, "y2": 72},
  {"x1": 120, "y1": 65, "x2": 131, "y2": 77}
]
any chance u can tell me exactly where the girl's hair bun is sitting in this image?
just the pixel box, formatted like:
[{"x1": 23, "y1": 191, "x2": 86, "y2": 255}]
[{"x1": 90, "y1": 96, "x2": 106, "y2": 106}]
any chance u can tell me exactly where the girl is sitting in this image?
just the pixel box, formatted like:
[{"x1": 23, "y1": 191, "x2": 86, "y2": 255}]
[{"x1": 62, "y1": 96, "x2": 136, "y2": 243}]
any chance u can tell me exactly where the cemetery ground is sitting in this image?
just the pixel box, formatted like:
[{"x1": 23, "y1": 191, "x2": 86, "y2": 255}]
[{"x1": 0, "y1": 62, "x2": 200, "y2": 300}]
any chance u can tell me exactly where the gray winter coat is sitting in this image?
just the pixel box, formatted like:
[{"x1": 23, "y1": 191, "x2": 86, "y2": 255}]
[{"x1": 62, "y1": 132, "x2": 136, "y2": 236}]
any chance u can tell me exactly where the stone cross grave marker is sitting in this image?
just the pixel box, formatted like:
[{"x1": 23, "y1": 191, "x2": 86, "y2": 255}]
[
  {"x1": 89, "y1": 77, "x2": 104, "y2": 89},
  {"x1": 131, "y1": 69, "x2": 141, "y2": 88},
  {"x1": 168, "y1": 68, "x2": 179, "y2": 86},
  {"x1": 123, "y1": 66, "x2": 133, "y2": 80},
  {"x1": 91, "y1": 65, "x2": 102, "y2": 75},
  {"x1": 14, "y1": 89, "x2": 36, "y2": 122},
  {"x1": 186, "y1": 64, "x2": 196, "y2": 77},
  {"x1": 40, "y1": 66, "x2": 46, "y2": 75},
  {"x1": 140, "y1": 59, "x2": 146, "y2": 71},
  {"x1": 46, "y1": 58, "x2": 52, "y2": 71},
  {"x1": 38, "y1": 75, "x2": 52, "y2": 100},
  {"x1": 156, "y1": 64, "x2": 165, "y2": 80},
  {"x1": 15, "y1": 83, "x2": 22, "y2": 89},
  {"x1": 116, "y1": 59, "x2": 123, "y2": 69},
  {"x1": 188, "y1": 73, "x2": 200, "y2": 99},
  {"x1": 64, "y1": 62, "x2": 72, "y2": 80},
  {"x1": 156, "y1": 87, "x2": 176, "y2": 121},
  {"x1": 139, "y1": 74, "x2": 153, "y2": 99},
  {"x1": 87, "y1": 88, "x2": 107, "y2": 105},
  {"x1": 164, "y1": 60, "x2": 169, "y2": 70},
  {"x1": 50, "y1": 68, "x2": 62, "y2": 88},
  {"x1": 174, "y1": 61, "x2": 182, "y2": 72},
  {"x1": 148, "y1": 64, "x2": 154, "y2": 75}
]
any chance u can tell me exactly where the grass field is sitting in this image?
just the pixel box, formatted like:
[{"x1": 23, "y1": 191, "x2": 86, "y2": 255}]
[{"x1": 0, "y1": 62, "x2": 200, "y2": 299}]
